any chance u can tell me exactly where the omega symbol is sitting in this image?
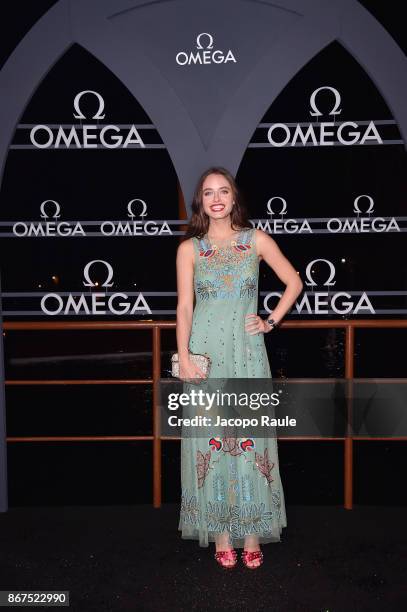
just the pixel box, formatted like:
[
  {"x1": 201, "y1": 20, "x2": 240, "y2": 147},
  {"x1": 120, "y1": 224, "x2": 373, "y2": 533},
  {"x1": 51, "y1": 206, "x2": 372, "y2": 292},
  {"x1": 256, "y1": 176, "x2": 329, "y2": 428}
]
[
  {"x1": 305, "y1": 259, "x2": 336, "y2": 287},
  {"x1": 309, "y1": 86, "x2": 342, "y2": 117},
  {"x1": 353, "y1": 194, "x2": 374, "y2": 215},
  {"x1": 83, "y1": 260, "x2": 114, "y2": 288},
  {"x1": 73, "y1": 90, "x2": 105, "y2": 120},
  {"x1": 196, "y1": 32, "x2": 214, "y2": 49},
  {"x1": 266, "y1": 197, "x2": 287, "y2": 217},
  {"x1": 127, "y1": 198, "x2": 148, "y2": 218},
  {"x1": 40, "y1": 199, "x2": 61, "y2": 219}
]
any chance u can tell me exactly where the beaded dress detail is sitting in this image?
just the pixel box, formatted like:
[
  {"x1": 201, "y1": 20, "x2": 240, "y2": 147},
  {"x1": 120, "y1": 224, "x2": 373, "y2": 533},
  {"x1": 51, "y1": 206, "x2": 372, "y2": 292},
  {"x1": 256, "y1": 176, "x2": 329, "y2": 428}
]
[{"x1": 178, "y1": 227, "x2": 287, "y2": 548}]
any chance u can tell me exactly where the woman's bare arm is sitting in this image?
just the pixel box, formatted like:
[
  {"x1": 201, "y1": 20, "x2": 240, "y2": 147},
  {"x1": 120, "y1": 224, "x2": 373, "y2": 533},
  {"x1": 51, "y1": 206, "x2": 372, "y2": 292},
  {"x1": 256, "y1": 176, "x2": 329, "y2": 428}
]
[
  {"x1": 176, "y1": 239, "x2": 195, "y2": 360},
  {"x1": 256, "y1": 229, "x2": 303, "y2": 324},
  {"x1": 175, "y1": 239, "x2": 207, "y2": 378}
]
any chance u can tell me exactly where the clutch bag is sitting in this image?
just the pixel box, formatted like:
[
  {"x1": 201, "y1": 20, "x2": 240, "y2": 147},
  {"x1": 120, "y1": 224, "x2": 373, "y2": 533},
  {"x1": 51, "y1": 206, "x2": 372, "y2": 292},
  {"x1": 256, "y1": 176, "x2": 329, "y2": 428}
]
[{"x1": 171, "y1": 350, "x2": 211, "y2": 378}]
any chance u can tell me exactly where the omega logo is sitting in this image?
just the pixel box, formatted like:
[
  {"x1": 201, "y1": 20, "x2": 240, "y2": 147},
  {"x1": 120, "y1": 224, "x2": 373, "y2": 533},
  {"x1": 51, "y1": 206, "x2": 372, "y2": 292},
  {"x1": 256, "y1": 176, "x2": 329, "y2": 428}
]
[
  {"x1": 73, "y1": 90, "x2": 105, "y2": 120},
  {"x1": 266, "y1": 197, "x2": 287, "y2": 217},
  {"x1": 353, "y1": 194, "x2": 374, "y2": 215},
  {"x1": 83, "y1": 260, "x2": 114, "y2": 287},
  {"x1": 196, "y1": 33, "x2": 214, "y2": 50},
  {"x1": 305, "y1": 259, "x2": 336, "y2": 287},
  {"x1": 12, "y1": 200, "x2": 85, "y2": 237},
  {"x1": 266, "y1": 86, "x2": 382, "y2": 147},
  {"x1": 127, "y1": 199, "x2": 148, "y2": 218},
  {"x1": 176, "y1": 33, "x2": 237, "y2": 66},
  {"x1": 251, "y1": 198, "x2": 312, "y2": 234},
  {"x1": 309, "y1": 86, "x2": 342, "y2": 117},
  {"x1": 264, "y1": 257, "x2": 375, "y2": 315},
  {"x1": 41, "y1": 260, "x2": 151, "y2": 315},
  {"x1": 327, "y1": 195, "x2": 399, "y2": 233},
  {"x1": 40, "y1": 199, "x2": 61, "y2": 219},
  {"x1": 30, "y1": 91, "x2": 145, "y2": 149}
]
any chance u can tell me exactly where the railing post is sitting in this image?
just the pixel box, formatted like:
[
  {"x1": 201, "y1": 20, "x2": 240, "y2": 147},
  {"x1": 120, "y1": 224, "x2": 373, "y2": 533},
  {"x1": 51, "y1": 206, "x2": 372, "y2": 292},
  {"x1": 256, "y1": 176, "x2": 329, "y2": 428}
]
[
  {"x1": 152, "y1": 324, "x2": 162, "y2": 508},
  {"x1": 0, "y1": 271, "x2": 8, "y2": 512},
  {"x1": 344, "y1": 324, "x2": 354, "y2": 509}
]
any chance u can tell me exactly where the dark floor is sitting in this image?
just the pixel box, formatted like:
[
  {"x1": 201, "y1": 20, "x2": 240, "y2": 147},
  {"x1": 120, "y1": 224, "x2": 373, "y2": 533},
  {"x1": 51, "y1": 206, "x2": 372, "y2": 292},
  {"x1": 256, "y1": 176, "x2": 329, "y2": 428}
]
[{"x1": 0, "y1": 504, "x2": 406, "y2": 612}]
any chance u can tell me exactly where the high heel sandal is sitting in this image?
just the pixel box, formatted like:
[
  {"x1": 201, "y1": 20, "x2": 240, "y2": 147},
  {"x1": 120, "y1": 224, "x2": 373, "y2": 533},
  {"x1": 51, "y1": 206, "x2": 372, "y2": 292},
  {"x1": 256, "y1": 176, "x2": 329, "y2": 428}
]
[
  {"x1": 241, "y1": 549, "x2": 263, "y2": 569},
  {"x1": 214, "y1": 549, "x2": 237, "y2": 569}
]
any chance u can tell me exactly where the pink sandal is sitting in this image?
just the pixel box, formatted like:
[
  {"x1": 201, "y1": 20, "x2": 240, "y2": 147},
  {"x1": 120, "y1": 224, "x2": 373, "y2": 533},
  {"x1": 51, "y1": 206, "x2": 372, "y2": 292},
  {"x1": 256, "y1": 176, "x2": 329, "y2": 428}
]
[
  {"x1": 241, "y1": 549, "x2": 263, "y2": 569},
  {"x1": 214, "y1": 549, "x2": 237, "y2": 569}
]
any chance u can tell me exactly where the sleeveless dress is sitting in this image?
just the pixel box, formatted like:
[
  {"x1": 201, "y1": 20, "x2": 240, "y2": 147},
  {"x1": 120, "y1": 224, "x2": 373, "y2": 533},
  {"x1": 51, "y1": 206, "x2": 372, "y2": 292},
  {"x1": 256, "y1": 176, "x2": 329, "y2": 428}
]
[{"x1": 178, "y1": 227, "x2": 287, "y2": 548}]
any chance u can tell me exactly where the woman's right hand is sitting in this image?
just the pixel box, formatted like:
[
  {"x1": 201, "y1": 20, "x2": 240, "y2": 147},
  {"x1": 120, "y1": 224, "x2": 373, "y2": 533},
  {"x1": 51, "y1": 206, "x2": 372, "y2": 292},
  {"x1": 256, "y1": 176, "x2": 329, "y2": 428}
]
[{"x1": 179, "y1": 356, "x2": 207, "y2": 381}]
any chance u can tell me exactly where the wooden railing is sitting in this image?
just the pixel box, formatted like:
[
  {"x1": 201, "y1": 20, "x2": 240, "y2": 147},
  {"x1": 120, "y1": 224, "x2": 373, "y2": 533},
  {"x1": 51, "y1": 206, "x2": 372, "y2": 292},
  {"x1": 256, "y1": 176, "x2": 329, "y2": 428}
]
[{"x1": 3, "y1": 319, "x2": 407, "y2": 509}]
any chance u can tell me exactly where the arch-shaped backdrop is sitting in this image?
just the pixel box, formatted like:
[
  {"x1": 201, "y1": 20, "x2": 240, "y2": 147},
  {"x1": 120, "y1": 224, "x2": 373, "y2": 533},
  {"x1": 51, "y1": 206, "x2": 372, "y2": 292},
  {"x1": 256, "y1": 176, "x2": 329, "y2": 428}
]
[
  {"x1": 1, "y1": 0, "x2": 406, "y2": 511},
  {"x1": 0, "y1": 0, "x2": 406, "y2": 209}
]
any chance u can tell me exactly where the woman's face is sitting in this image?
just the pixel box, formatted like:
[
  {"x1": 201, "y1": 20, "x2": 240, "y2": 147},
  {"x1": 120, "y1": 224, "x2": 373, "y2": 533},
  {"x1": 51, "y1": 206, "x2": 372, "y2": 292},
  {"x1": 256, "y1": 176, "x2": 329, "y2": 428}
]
[{"x1": 201, "y1": 173, "x2": 234, "y2": 220}]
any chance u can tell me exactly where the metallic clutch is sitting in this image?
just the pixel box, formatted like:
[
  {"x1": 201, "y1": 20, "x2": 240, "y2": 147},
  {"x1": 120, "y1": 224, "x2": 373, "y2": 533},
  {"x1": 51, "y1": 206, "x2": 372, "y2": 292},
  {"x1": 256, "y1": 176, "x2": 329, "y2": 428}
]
[{"x1": 171, "y1": 350, "x2": 211, "y2": 379}]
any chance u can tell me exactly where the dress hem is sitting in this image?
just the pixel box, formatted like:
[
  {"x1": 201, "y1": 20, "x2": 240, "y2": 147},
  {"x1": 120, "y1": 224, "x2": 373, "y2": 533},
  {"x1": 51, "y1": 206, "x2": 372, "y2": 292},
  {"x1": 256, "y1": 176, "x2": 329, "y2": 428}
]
[{"x1": 178, "y1": 523, "x2": 287, "y2": 549}]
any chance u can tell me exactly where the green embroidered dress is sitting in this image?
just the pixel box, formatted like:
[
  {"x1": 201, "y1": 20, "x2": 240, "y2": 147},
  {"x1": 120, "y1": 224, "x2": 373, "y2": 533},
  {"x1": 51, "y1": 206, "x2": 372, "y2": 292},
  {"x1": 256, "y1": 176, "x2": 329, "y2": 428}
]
[{"x1": 178, "y1": 227, "x2": 287, "y2": 548}]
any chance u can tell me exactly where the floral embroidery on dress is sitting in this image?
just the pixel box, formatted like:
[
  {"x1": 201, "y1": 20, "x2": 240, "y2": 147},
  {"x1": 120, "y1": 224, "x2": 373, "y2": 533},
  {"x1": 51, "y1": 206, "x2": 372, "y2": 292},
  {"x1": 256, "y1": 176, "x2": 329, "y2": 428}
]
[
  {"x1": 240, "y1": 438, "x2": 255, "y2": 452},
  {"x1": 204, "y1": 501, "x2": 274, "y2": 537},
  {"x1": 198, "y1": 246, "x2": 216, "y2": 258},
  {"x1": 228, "y1": 459, "x2": 239, "y2": 505},
  {"x1": 213, "y1": 474, "x2": 226, "y2": 501},
  {"x1": 180, "y1": 490, "x2": 200, "y2": 526},
  {"x1": 222, "y1": 436, "x2": 244, "y2": 456},
  {"x1": 254, "y1": 448, "x2": 275, "y2": 485},
  {"x1": 241, "y1": 474, "x2": 255, "y2": 502},
  {"x1": 208, "y1": 436, "x2": 255, "y2": 454},
  {"x1": 271, "y1": 489, "x2": 282, "y2": 519},
  {"x1": 232, "y1": 241, "x2": 252, "y2": 253},
  {"x1": 220, "y1": 273, "x2": 234, "y2": 291},
  {"x1": 230, "y1": 502, "x2": 273, "y2": 538},
  {"x1": 231, "y1": 229, "x2": 252, "y2": 252},
  {"x1": 196, "y1": 449, "x2": 211, "y2": 488},
  {"x1": 271, "y1": 489, "x2": 281, "y2": 507},
  {"x1": 193, "y1": 229, "x2": 257, "y2": 301},
  {"x1": 196, "y1": 280, "x2": 217, "y2": 300},
  {"x1": 240, "y1": 276, "x2": 257, "y2": 298},
  {"x1": 209, "y1": 436, "x2": 222, "y2": 452},
  {"x1": 205, "y1": 501, "x2": 233, "y2": 532}
]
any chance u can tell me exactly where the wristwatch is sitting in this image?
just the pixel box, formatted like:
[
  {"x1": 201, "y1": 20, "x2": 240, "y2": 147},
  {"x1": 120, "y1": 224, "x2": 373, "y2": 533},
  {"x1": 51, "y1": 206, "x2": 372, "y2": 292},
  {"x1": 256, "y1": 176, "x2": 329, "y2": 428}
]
[{"x1": 266, "y1": 317, "x2": 280, "y2": 330}]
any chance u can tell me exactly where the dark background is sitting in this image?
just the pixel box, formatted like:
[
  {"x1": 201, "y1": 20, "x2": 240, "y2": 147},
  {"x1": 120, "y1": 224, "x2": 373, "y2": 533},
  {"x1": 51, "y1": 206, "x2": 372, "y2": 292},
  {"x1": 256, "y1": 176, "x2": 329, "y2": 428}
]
[{"x1": 0, "y1": 1, "x2": 406, "y2": 507}]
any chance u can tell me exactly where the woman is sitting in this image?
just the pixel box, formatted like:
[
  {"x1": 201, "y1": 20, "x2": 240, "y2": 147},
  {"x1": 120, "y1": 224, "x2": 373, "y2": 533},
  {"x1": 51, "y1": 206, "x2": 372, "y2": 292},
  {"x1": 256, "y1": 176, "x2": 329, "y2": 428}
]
[{"x1": 175, "y1": 167, "x2": 303, "y2": 569}]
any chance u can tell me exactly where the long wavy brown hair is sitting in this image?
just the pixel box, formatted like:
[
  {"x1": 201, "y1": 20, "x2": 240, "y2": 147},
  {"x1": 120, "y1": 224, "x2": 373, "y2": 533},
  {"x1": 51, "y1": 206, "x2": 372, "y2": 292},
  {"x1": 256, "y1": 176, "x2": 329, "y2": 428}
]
[{"x1": 184, "y1": 166, "x2": 252, "y2": 239}]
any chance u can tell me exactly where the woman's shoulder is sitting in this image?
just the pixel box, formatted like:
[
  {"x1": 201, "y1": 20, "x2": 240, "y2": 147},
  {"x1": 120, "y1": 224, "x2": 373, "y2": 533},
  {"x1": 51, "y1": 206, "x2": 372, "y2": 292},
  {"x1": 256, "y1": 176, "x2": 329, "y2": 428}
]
[
  {"x1": 176, "y1": 239, "x2": 197, "y2": 269},
  {"x1": 177, "y1": 237, "x2": 195, "y2": 255},
  {"x1": 177, "y1": 236, "x2": 204, "y2": 256},
  {"x1": 253, "y1": 227, "x2": 276, "y2": 242},
  {"x1": 182, "y1": 235, "x2": 205, "y2": 246}
]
